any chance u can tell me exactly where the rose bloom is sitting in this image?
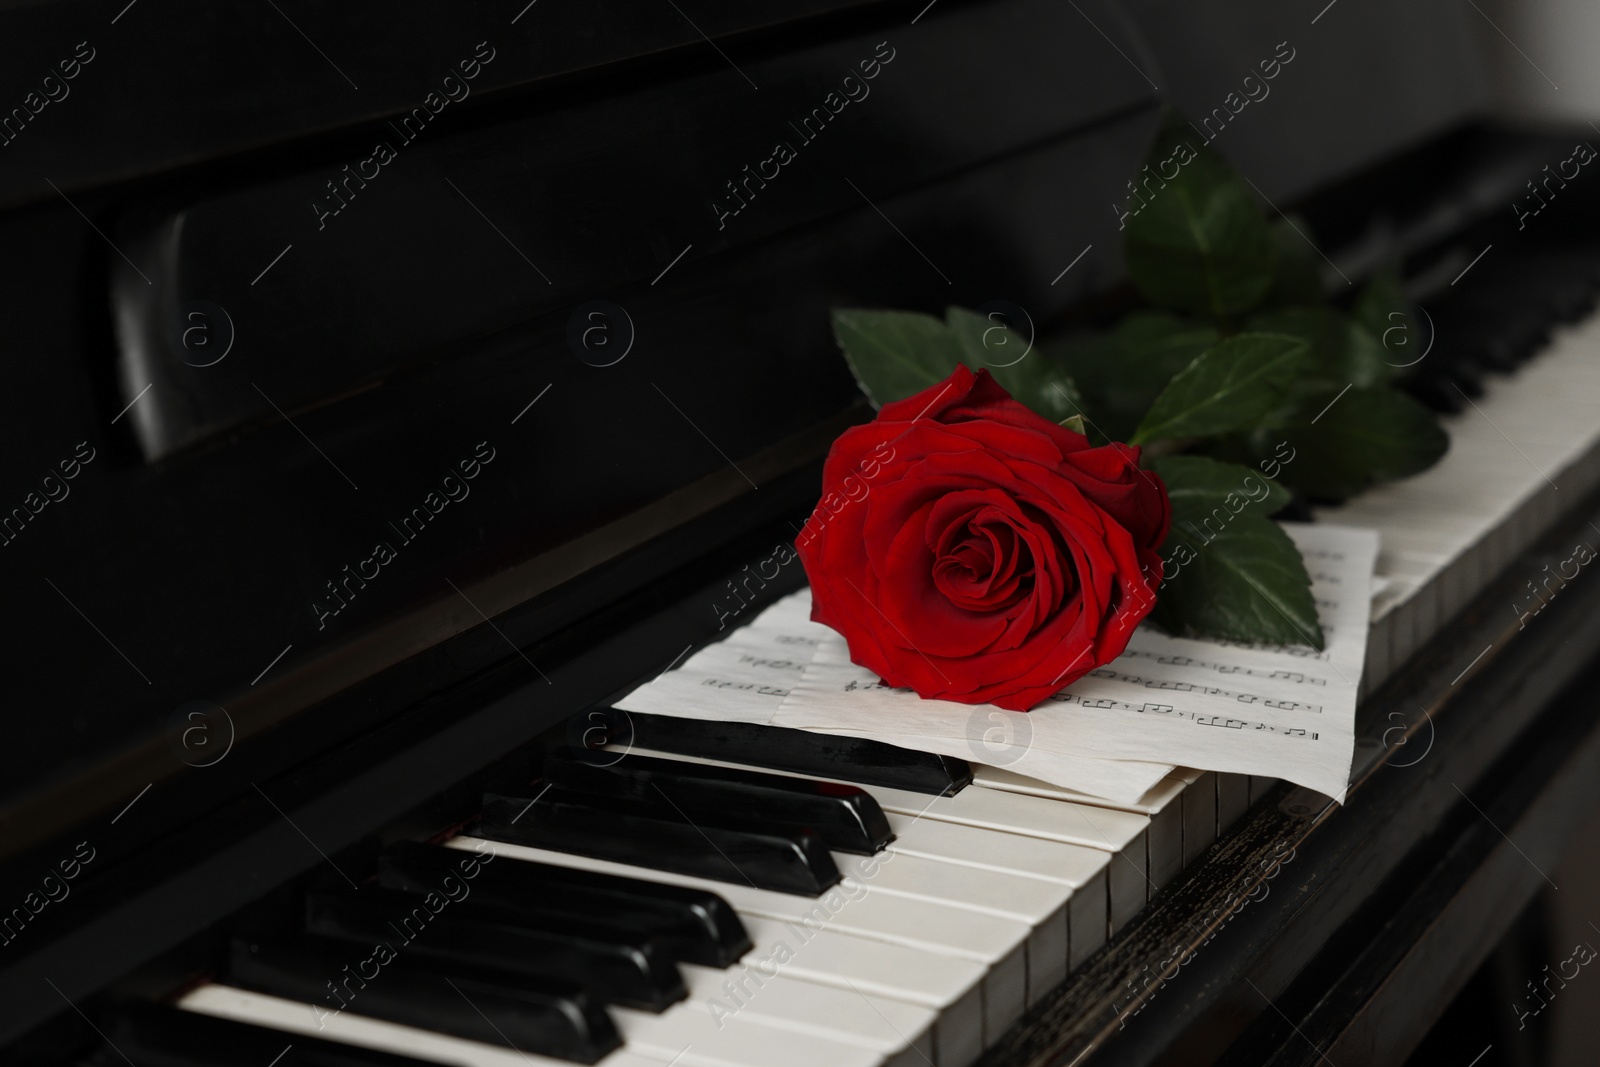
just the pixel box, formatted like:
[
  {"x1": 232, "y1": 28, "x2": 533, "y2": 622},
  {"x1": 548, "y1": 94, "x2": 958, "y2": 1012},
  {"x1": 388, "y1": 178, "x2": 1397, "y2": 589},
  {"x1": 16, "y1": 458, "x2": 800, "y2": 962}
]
[{"x1": 798, "y1": 366, "x2": 1170, "y2": 711}]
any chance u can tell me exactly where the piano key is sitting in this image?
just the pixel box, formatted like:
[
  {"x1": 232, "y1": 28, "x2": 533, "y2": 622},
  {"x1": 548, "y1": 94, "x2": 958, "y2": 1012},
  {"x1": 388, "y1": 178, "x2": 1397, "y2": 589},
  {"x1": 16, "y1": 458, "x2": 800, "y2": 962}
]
[
  {"x1": 832, "y1": 849, "x2": 1067, "y2": 1006},
  {"x1": 971, "y1": 766, "x2": 1187, "y2": 897},
  {"x1": 226, "y1": 933, "x2": 620, "y2": 1063},
  {"x1": 178, "y1": 985, "x2": 665, "y2": 1067},
  {"x1": 448, "y1": 836, "x2": 1005, "y2": 1058},
  {"x1": 542, "y1": 748, "x2": 895, "y2": 854},
  {"x1": 1217, "y1": 773, "x2": 1250, "y2": 835},
  {"x1": 677, "y1": 960, "x2": 936, "y2": 1058},
  {"x1": 304, "y1": 888, "x2": 687, "y2": 1012},
  {"x1": 1067, "y1": 867, "x2": 1110, "y2": 970},
  {"x1": 598, "y1": 746, "x2": 1149, "y2": 855},
  {"x1": 480, "y1": 789, "x2": 840, "y2": 896},
  {"x1": 379, "y1": 841, "x2": 750, "y2": 968},
  {"x1": 598, "y1": 709, "x2": 973, "y2": 795},
  {"x1": 883, "y1": 810, "x2": 1110, "y2": 888},
  {"x1": 607, "y1": 1002, "x2": 891, "y2": 1067},
  {"x1": 111, "y1": 1002, "x2": 444, "y2": 1067},
  {"x1": 589, "y1": 745, "x2": 1141, "y2": 956},
  {"x1": 1179, "y1": 770, "x2": 1218, "y2": 867}
]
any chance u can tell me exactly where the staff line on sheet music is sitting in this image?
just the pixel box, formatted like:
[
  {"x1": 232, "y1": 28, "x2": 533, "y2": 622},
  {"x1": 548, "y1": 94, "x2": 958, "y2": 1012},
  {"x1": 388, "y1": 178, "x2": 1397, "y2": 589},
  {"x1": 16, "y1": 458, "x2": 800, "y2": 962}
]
[
  {"x1": 652, "y1": 382, "x2": 759, "y2": 489},
  {"x1": 1451, "y1": 783, "x2": 1559, "y2": 891},
  {"x1": 446, "y1": 577, "x2": 554, "y2": 684},
  {"x1": 1235, "y1": 568, "x2": 1353, "y2": 685},
  {"x1": 44, "y1": 576, "x2": 152, "y2": 684},
  {"x1": 252, "y1": 783, "x2": 360, "y2": 889},
  {"x1": 251, "y1": 383, "x2": 361, "y2": 490},
  {"x1": 844, "y1": 176, "x2": 952, "y2": 284}
]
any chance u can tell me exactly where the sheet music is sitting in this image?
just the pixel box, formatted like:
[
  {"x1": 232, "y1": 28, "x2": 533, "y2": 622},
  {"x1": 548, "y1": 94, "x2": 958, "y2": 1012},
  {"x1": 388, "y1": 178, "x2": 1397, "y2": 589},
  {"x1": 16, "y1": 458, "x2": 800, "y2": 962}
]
[
  {"x1": 774, "y1": 523, "x2": 1377, "y2": 802},
  {"x1": 613, "y1": 588, "x2": 1175, "y2": 804},
  {"x1": 617, "y1": 523, "x2": 1375, "y2": 803}
]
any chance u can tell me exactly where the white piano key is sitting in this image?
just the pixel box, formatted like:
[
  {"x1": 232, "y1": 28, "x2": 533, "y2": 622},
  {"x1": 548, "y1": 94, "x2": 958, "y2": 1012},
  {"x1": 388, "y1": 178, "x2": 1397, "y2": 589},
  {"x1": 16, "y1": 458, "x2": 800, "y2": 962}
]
[
  {"x1": 884, "y1": 811, "x2": 1110, "y2": 889},
  {"x1": 610, "y1": 1002, "x2": 888, "y2": 1067},
  {"x1": 679, "y1": 961, "x2": 936, "y2": 1058},
  {"x1": 973, "y1": 767, "x2": 1187, "y2": 897},
  {"x1": 733, "y1": 916, "x2": 982, "y2": 1067},
  {"x1": 177, "y1": 984, "x2": 666, "y2": 1067},
  {"x1": 449, "y1": 837, "x2": 1003, "y2": 1059},
  {"x1": 1181, "y1": 771, "x2": 1217, "y2": 867},
  {"x1": 447, "y1": 836, "x2": 1024, "y2": 972},
  {"x1": 867, "y1": 781, "x2": 1149, "y2": 855},
  {"x1": 1067, "y1": 866, "x2": 1108, "y2": 970},
  {"x1": 833, "y1": 849, "x2": 1067, "y2": 1009},
  {"x1": 1215, "y1": 773, "x2": 1249, "y2": 837}
]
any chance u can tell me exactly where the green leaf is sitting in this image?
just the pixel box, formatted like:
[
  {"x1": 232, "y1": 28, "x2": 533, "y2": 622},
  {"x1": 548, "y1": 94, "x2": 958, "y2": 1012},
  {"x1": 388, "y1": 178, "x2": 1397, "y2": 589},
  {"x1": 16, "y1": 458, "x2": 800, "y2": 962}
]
[
  {"x1": 1059, "y1": 414, "x2": 1087, "y2": 435},
  {"x1": 1049, "y1": 314, "x2": 1216, "y2": 441},
  {"x1": 1255, "y1": 385, "x2": 1450, "y2": 498},
  {"x1": 830, "y1": 308, "x2": 965, "y2": 407},
  {"x1": 1131, "y1": 332, "x2": 1308, "y2": 445},
  {"x1": 1124, "y1": 112, "x2": 1276, "y2": 319},
  {"x1": 1148, "y1": 454, "x2": 1292, "y2": 515},
  {"x1": 1352, "y1": 267, "x2": 1418, "y2": 373},
  {"x1": 1149, "y1": 512, "x2": 1324, "y2": 648},
  {"x1": 945, "y1": 307, "x2": 1086, "y2": 422},
  {"x1": 1257, "y1": 215, "x2": 1326, "y2": 308},
  {"x1": 1246, "y1": 306, "x2": 1393, "y2": 388}
]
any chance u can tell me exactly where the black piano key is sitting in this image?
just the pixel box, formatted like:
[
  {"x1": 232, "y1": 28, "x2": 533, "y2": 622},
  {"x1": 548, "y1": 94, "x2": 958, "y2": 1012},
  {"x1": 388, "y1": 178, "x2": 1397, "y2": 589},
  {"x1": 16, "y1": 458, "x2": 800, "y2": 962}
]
[
  {"x1": 110, "y1": 1003, "x2": 441, "y2": 1067},
  {"x1": 227, "y1": 933, "x2": 619, "y2": 1064},
  {"x1": 379, "y1": 841, "x2": 750, "y2": 967},
  {"x1": 586, "y1": 708, "x2": 973, "y2": 795},
  {"x1": 480, "y1": 789, "x2": 840, "y2": 896},
  {"x1": 305, "y1": 887, "x2": 685, "y2": 1012},
  {"x1": 543, "y1": 747, "x2": 894, "y2": 855}
]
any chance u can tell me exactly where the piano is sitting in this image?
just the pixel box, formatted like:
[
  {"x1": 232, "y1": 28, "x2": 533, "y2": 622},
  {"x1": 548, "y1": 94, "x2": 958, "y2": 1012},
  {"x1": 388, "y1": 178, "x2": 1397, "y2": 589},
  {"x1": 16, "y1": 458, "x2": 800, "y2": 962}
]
[{"x1": 4, "y1": 0, "x2": 1600, "y2": 1064}]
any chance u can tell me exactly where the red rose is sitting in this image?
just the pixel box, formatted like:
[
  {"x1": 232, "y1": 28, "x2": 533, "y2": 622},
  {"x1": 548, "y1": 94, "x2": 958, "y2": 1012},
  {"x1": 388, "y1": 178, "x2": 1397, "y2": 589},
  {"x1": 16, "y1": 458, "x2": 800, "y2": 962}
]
[{"x1": 797, "y1": 366, "x2": 1170, "y2": 711}]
